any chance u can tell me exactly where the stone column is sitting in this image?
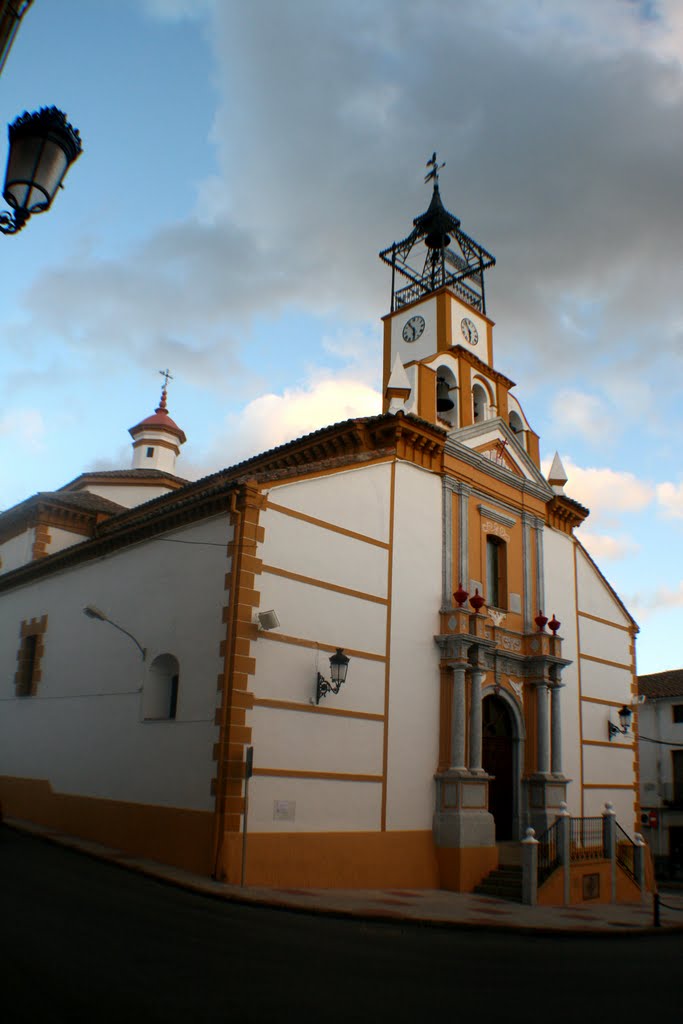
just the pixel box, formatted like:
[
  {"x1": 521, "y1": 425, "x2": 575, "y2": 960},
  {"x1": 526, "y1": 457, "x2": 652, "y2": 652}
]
[
  {"x1": 468, "y1": 669, "x2": 484, "y2": 773},
  {"x1": 450, "y1": 664, "x2": 467, "y2": 771},
  {"x1": 550, "y1": 683, "x2": 564, "y2": 776},
  {"x1": 536, "y1": 682, "x2": 550, "y2": 775}
]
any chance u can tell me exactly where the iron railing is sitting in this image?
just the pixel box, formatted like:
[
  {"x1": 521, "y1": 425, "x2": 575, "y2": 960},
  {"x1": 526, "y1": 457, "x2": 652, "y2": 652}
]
[
  {"x1": 537, "y1": 819, "x2": 560, "y2": 884},
  {"x1": 570, "y1": 817, "x2": 605, "y2": 861},
  {"x1": 616, "y1": 823, "x2": 636, "y2": 882}
]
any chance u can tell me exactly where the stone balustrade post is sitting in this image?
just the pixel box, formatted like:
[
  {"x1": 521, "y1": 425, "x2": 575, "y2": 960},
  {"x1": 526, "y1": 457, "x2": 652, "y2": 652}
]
[
  {"x1": 522, "y1": 827, "x2": 539, "y2": 906},
  {"x1": 557, "y1": 801, "x2": 571, "y2": 905},
  {"x1": 603, "y1": 802, "x2": 617, "y2": 903},
  {"x1": 536, "y1": 682, "x2": 550, "y2": 775},
  {"x1": 634, "y1": 832, "x2": 647, "y2": 901}
]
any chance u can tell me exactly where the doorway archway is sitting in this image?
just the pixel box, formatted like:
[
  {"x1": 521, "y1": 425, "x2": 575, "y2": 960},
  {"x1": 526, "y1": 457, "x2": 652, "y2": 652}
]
[{"x1": 482, "y1": 694, "x2": 515, "y2": 840}]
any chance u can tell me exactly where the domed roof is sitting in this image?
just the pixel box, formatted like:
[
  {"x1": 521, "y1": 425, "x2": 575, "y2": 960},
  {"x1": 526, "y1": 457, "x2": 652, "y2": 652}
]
[{"x1": 128, "y1": 387, "x2": 187, "y2": 444}]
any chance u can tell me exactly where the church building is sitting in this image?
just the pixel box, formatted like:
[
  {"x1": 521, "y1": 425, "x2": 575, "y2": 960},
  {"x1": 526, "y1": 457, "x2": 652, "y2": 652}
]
[{"x1": 0, "y1": 167, "x2": 642, "y2": 895}]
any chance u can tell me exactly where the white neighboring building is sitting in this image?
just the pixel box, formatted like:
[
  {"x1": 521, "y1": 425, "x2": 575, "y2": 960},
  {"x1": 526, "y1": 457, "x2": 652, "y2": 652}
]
[
  {"x1": 638, "y1": 669, "x2": 683, "y2": 878},
  {"x1": 0, "y1": 179, "x2": 643, "y2": 898}
]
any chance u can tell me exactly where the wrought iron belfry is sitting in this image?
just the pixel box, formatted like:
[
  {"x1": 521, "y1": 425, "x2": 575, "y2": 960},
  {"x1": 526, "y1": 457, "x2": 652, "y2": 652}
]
[{"x1": 379, "y1": 154, "x2": 495, "y2": 314}]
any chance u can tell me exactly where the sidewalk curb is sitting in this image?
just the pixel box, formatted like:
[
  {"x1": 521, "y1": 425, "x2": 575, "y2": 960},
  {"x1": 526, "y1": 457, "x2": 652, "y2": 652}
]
[{"x1": 6, "y1": 819, "x2": 682, "y2": 938}]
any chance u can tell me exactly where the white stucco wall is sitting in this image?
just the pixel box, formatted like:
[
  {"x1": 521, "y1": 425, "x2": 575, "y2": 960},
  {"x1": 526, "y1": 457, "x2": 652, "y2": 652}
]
[
  {"x1": 0, "y1": 515, "x2": 230, "y2": 811},
  {"x1": 47, "y1": 526, "x2": 88, "y2": 557},
  {"x1": 0, "y1": 529, "x2": 34, "y2": 575},
  {"x1": 249, "y1": 459, "x2": 441, "y2": 836},
  {"x1": 543, "y1": 527, "x2": 582, "y2": 816},
  {"x1": 82, "y1": 484, "x2": 178, "y2": 508},
  {"x1": 575, "y1": 547, "x2": 630, "y2": 626},
  {"x1": 384, "y1": 461, "x2": 442, "y2": 830}
]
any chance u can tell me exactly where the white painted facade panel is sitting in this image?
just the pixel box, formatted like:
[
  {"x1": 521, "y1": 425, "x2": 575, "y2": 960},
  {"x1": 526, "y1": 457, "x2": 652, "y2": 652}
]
[
  {"x1": 0, "y1": 529, "x2": 34, "y2": 575},
  {"x1": 252, "y1": 635, "x2": 385, "y2": 716},
  {"x1": 575, "y1": 548, "x2": 630, "y2": 626},
  {"x1": 0, "y1": 515, "x2": 230, "y2": 810},
  {"x1": 250, "y1": 706, "x2": 383, "y2": 776},
  {"x1": 543, "y1": 528, "x2": 582, "y2": 815},
  {"x1": 583, "y1": 789, "x2": 635, "y2": 834},
  {"x1": 390, "y1": 295, "x2": 438, "y2": 365},
  {"x1": 385, "y1": 462, "x2": 442, "y2": 830},
  {"x1": 48, "y1": 526, "x2": 87, "y2": 556},
  {"x1": 578, "y1": 616, "x2": 632, "y2": 667},
  {"x1": 257, "y1": 571, "x2": 386, "y2": 658},
  {"x1": 249, "y1": 776, "x2": 382, "y2": 833},
  {"x1": 583, "y1": 744, "x2": 634, "y2": 786},
  {"x1": 269, "y1": 463, "x2": 391, "y2": 543},
  {"x1": 260, "y1": 506, "x2": 388, "y2": 599},
  {"x1": 579, "y1": 660, "x2": 633, "y2": 703},
  {"x1": 83, "y1": 483, "x2": 177, "y2": 508}
]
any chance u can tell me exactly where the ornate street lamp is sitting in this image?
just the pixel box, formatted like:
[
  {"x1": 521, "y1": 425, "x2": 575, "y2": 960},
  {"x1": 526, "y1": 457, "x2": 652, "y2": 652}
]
[
  {"x1": 0, "y1": 106, "x2": 82, "y2": 235},
  {"x1": 316, "y1": 648, "x2": 350, "y2": 704},
  {"x1": 608, "y1": 704, "x2": 633, "y2": 741}
]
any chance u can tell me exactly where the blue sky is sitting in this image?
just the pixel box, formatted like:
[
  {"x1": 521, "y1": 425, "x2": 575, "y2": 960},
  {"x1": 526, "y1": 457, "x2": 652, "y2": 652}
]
[{"x1": 0, "y1": 0, "x2": 681, "y2": 674}]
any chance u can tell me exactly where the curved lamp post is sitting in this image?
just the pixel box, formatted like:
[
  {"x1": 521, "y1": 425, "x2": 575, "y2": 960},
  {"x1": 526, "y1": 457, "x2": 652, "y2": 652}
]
[
  {"x1": 0, "y1": 106, "x2": 82, "y2": 235},
  {"x1": 83, "y1": 605, "x2": 146, "y2": 661}
]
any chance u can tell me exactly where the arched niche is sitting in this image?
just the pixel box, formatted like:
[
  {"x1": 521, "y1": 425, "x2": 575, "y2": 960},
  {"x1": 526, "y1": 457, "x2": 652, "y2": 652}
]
[
  {"x1": 435, "y1": 365, "x2": 458, "y2": 428},
  {"x1": 144, "y1": 653, "x2": 179, "y2": 720}
]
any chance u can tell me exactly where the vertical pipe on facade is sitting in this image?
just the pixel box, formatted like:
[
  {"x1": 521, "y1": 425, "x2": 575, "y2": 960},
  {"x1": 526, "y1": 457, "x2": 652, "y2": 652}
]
[{"x1": 212, "y1": 488, "x2": 242, "y2": 879}]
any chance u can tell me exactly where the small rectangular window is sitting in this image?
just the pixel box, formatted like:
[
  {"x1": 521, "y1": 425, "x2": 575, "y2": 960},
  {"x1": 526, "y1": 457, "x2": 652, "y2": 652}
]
[
  {"x1": 146, "y1": 447, "x2": 154, "y2": 458},
  {"x1": 673, "y1": 705, "x2": 683, "y2": 724},
  {"x1": 486, "y1": 535, "x2": 507, "y2": 610},
  {"x1": 16, "y1": 634, "x2": 38, "y2": 697}
]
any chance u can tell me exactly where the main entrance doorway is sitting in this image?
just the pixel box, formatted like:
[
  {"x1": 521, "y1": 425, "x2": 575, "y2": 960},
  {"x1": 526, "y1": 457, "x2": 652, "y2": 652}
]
[{"x1": 482, "y1": 695, "x2": 514, "y2": 840}]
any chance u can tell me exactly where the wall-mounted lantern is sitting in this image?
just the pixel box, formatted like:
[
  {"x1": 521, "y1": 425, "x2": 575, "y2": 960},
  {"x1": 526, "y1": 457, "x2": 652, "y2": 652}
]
[
  {"x1": 316, "y1": 648, "x2": 350, "y2": 705},
  {"x1": 608, "y1": 705, "x2": 633, "y2": 741}
]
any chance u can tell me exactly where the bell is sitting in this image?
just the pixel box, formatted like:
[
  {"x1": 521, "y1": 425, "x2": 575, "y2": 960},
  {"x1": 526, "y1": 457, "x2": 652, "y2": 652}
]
[{"x1": 436, "y1": 377, "x2": 454, "y2": 412}]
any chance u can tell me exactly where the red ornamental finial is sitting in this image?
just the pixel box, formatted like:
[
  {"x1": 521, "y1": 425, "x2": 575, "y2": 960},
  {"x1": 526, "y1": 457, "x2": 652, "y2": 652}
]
[
  {"x1": 158, "y1": 368, "x2": 173, "y2": 411},
  {"x1": 453, "y1": 582, "x2": 469, "y2": 607},
  {"x1": 535, "y1": 610, "x2": 548, "y2": 633},
  {"x1": 470, "y1": 588, "x2": 485, "y2": 613},
  {"x1": 548, "y1": 614, "x2": 561, "y2": 636}
]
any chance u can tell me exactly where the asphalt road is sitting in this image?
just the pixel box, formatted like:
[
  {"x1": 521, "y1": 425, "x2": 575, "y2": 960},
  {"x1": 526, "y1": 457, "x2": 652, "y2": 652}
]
[{"x1": 1, "y1": 827, "x2": 680, "y2": 1023}]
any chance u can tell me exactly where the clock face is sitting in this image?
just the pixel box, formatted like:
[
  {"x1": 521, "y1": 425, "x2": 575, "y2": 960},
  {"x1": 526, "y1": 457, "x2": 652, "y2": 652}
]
[
  {"x1": 402, "y1": 315, "x2": 425, "y2": 343},
  {"x1": 461, "y1": 317, "x2": 479, "y2": 346}
]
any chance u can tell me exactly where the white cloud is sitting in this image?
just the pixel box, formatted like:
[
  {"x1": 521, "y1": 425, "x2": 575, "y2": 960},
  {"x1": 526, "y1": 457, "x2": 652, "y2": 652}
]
[
  {"x1": 550, "y1": 390, "x2": 615, "y2": 441},
  {"x1": 579, "y1": 532, "x2": 640, "y2": 561},
  {"x1": 0, "y1": 409, "x2": 46, "y2": 451},
  {"x1": 656, "y1": 480, "x2": 683, "y2": 519},
  {"x1": 197, "y1": 376, "x2": 381, "y2": 475},
  {"x1": 627, "y1": 579, "x2": 683, "y2": 620},
  {"x1": 542, "y1": 456, "x2": 654, "y2": 523}
]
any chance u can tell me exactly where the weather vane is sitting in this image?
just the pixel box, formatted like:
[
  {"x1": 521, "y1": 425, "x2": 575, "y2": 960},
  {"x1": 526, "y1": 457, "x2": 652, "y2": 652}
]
[{"x1": 424, "y1": 152, "x2": 445, "y2": 185}]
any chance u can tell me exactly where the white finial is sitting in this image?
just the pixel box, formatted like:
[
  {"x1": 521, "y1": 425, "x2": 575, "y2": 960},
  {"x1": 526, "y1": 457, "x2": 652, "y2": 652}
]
[
  {"x1": 386, "y1": 355, "x2": 412, "y2": 414},
  {"x1": 548, "y1": 452, "x2": 568, "y2": 495}
]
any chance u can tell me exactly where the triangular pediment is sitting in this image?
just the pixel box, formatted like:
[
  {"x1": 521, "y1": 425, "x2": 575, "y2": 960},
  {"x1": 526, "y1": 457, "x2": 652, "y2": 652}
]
[{"x1": 446, "y1": 419, "x2": 553, "y2": 494}]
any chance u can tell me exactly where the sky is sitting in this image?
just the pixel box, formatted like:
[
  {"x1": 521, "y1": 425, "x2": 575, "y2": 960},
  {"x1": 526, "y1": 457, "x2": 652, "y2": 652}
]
[{"x1": 0, "y1": 0, "x2": 681, "y2": 674}]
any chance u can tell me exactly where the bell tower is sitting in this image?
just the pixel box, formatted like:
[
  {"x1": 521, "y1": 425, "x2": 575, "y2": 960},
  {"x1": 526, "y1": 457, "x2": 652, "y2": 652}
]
[
  {"x1": 128, "y1": 370, "x2": 186, "y2": 474},
  {"x1": 380, "y1": 156, "x2": 502, "y2": 431}
]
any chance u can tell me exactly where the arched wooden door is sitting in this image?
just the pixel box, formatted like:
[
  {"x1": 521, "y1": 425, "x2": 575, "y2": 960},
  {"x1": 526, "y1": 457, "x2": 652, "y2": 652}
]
[{"x1": 482, "y1": 695, "x2": 514, "y2": 840}]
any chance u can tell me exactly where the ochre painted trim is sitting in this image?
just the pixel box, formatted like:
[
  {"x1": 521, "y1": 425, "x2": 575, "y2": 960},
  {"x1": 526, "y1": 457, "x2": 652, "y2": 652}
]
[
  {"x1": 0, "y1": 776, "x2": 214, "y2": 875},
  {"x1": 574, "y1": 543, "x2": 585, "y2": 816},
  {"x1": 253, "y1": 768, "x2": 383, "y2": 783},
  {"x1": 253, "y1": 697, "x2": 384, "y2": 722},
  {"x1": 581, "y1": 696, "x2": 635, "y2": 709},
  {"x1": 262, "y1": 564, "x2": 388, "y2": 605},
  {"x1": 381, "y1": 460, "x2": 396, "y2": 831},
  {"x1": 578, "y1": 610, "x2": 631, "y2": 633},
  {"x1": 219, "y1": 829, "x2": 440, "y2": 888},
  {"x1": 583, "y1": 739, "x2": 634, "y2": 750},
  {"x1": 259, "y1": 630, "x2": 386, "y2": 663},
  {"x1": 264, "y1": 499, "x2": 390, "y2": 549},
  {"x1": 580, "y1": 653, "x2": 632, "y2": 671},
  {"x1": 583, "y1": 783, "x2": 637, "y2": 790}
]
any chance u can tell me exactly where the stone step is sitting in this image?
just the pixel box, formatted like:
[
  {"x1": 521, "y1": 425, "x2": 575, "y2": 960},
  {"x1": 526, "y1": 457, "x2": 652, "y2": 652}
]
[{"x1": 473, "y1": 865, "x2": 523, "y2": 902}]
